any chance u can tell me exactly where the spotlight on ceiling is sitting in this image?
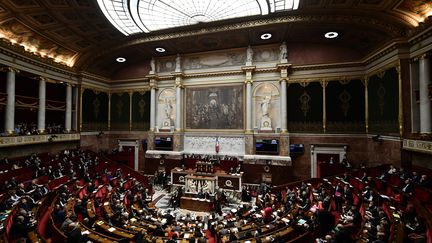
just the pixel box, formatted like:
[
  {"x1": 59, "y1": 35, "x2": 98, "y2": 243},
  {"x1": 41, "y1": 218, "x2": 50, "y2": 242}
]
[
  {"x1": 324, "y1": 32, "x2": 338, "y2": 39},
  {"x1": 155, "y1": 47, "x2": 166, "y2": 53},
  {"x1": 116, "y1": 57, "x2": 126, "y2": 62},
  {"x1": 260, "y1": 33, "x2": 272, "y2": 40}
]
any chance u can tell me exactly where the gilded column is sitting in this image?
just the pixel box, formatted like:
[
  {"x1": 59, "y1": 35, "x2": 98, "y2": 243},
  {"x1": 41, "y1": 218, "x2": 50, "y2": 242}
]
[
  {"x1": 321, "y1": 80, "x2": 328, "y2": 133},
  {"x1": 72, "y1": 86, "x2": 79, "y2": 131},
  {"x1": 65, "y1": 84, "x2": 72, "y2": 132},
  {"x1": 410, "y1": 60, "x2": 420, "y2": 133},
  {"x1": 129, "y1": 91, "x2": 133, "y2": 131},
  {"x1": 245, "y1": 80, "x2": 252, "y2": 132},
  {"x1": 363, "y1": 77, "x2": 369, "y2": 133},
  {"x1": 280, "y1": 79, "x2": 288, "y2": 133},
  {"x1": 242, "y1": 66, "x2": 255, "y2": 133},
  {"x1": 4, "y1": 67, "x2": 17, "y2": 134},
  {"x1": 37, "y1": 77, "x2": 46, "y2": 133},
  {"x1": 108, "y1": 92, "x2": 111, "y2": 131},
  {"x1": 277, "y1": 63, "x2": 291, "y2": 133},
  {"x1": 175, "y1": 75, "x2": 183, "y2": 132},
  {"x1": 79, "y1": 86, "x2": 83, "y2": 132},
  {"x1": 149, "y1": 78, "x2": 158, "y2": 131},
  {"x1": 419, "y1": 54, "x2": 431, "y2": 133},
  {"x1": 397, "y1": 64, "x2": 404, "y2": 136}
]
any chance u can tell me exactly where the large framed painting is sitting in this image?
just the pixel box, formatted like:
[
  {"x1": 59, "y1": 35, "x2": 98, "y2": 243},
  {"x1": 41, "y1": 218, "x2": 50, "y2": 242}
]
[{"x1": 185, "y1": 85, "x2": 244, "y2": 129}]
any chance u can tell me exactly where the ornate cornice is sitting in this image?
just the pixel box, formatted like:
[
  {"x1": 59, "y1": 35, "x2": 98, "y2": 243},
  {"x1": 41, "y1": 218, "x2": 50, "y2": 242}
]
[{"x1": 0, "y1": 39, "x2": 76, "y2": 75}]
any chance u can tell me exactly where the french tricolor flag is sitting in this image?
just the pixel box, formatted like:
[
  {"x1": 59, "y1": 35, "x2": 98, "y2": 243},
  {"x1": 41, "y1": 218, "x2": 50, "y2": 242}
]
[{"x1": 215, "y1": 137, "x2": 220, "y2": 153}]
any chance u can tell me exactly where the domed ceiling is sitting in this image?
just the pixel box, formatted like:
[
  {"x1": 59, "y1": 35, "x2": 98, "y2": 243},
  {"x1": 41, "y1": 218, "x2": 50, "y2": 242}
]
[{"x1": 0, "y1": 0, "x2": 430, "y2": 78}]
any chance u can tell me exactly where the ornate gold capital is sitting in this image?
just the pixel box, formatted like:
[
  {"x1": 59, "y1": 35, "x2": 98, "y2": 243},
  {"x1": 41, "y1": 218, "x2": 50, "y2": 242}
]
[
  {"x1": 361, "y1": 77, "x2": 369, "y2": 87},
  {"x1": 276, "y1": 63, "x2": 291, "y2": 71},
  {"x1": 175, "y1": 76, "x2": 183, "y2": 88},
  {"x1": 320, "y1": 80, "x2": 328, "y2": 88},
  {"x1": 149, "y1": 79, "x2": 158, "y2": 89},
  {"x1": 244, "y1": 79, "x2": 253, "y2": 84},
  {"x1": 0, "y1": 66, "x2": 20, "y2": 73},
  {"x1": 241, "y1": 66, "x2": 256, "y2": 72},
  {"x1": 279, "y1": 78, "x2": 289, "y2": 83}
]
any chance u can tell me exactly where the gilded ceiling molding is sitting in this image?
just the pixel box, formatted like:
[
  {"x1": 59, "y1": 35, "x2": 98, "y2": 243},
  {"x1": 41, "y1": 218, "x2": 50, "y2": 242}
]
[
  {"x1": 183, "y1": 70, "x2": 243, "y2": 78},
  {"x1": 0, "y1": 42, "x2": 76, "y2": 76},
  {"x1": 367, "y1": 61, "x2": 399, "y2": 78},
  {"x1": 409, "y1": 25, "x2": 432, "y2": 45},
  {"x1": 289, "y1": 75, "x2": 364, "y2": 84},
  {"x1": 81, "y1": 85, "x2": 110, "y2": 93},
  {"x1": 363, "y1": 41, "x2": 400, "y2": 65},
  {"x1": 292, "y1": 62, "x2": 362, "y2": 71}
]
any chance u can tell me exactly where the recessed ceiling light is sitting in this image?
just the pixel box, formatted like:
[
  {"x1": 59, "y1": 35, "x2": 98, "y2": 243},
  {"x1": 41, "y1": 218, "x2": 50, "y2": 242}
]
[
  {"x1": 260, "y1": 33, "x2": 272, "y2": 40},
  {"x1": 155, "y1": 47, "x2": 166, "y2": 53},
  {"x1": 116, "y1": 57, "x2": 126, "y2": 62},
  {"x1": 324, "y1": 32, "x2": 338, "y2": 39}
]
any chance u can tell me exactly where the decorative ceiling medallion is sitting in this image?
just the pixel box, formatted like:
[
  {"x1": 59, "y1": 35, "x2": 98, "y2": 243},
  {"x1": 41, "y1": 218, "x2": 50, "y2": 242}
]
[{"x1": 97, "y1": 0, "x2": 300, "y2": 36}]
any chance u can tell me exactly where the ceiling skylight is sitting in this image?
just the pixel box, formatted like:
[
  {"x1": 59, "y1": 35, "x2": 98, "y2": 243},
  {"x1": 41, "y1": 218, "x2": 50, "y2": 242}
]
[{"x1": 97, "y1": 0, "x2": 300, "y2": 36}]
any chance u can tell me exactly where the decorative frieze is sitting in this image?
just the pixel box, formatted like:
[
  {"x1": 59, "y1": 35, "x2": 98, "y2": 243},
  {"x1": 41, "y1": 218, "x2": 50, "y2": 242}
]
[
  {"x1": 184, "y1": 135, "x2": 245, "y2": 156},
  {"x1": 403, "y1": 139, "x2": 432, "y2": 154},
  {"x1": 0, "y1": 133, "x2": 80, "y2": 147}
]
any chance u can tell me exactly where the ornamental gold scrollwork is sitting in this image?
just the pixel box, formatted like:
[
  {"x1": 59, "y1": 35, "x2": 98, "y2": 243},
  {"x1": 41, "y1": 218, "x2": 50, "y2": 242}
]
[
  {"x1": 339, "y1": 90, "x2": 351, "y2": 117},
  {"x1": 299, "y1": 91, "x2": 311, "y2": 117},
  {"x1": 93, "y1": 98, "x2": 100, "y2": 118},
  {"x1": 377, "y1": 82, "x2": 386, "y2": 116},
  {"x1": 138, "y1": 98, "x2": 146, "y2": 118}
]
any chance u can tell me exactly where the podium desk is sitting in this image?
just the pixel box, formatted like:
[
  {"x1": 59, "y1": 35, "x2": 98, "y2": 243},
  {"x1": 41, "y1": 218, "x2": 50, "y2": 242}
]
[{"x1": 180, "y1": 197, "x2": 213, "y2": 212}]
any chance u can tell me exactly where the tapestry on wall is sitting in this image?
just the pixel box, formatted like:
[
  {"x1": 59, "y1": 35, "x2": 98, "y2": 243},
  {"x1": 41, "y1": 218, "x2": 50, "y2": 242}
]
[
  {"x1": 82, "y1": 89, "x2": 108, "y2": 131},
  {"x1": 326, "y1": 79, "x2": 365, "y2": 133},
  {"x1": 110, "y1": 92, "x2": 130, "y2": 130},
  {"x1": 368, "y1": 67, "x2": 399, "y2": 135},
  {"x1": 132, "y1": 91, "x2": 150, "y2": 130},
  {"x1": 287, "y1": 82, "x2": 323, "y2": 132},
  {"x1": 185, "y1": 85, "x2": 243, "y2": 129}
]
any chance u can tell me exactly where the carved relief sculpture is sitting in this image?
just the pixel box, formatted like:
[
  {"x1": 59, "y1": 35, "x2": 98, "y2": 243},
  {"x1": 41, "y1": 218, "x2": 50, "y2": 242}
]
[
  {"x1": 279, "y1": 41, "x2": 288, "y2": 63},
  {"x1": 150, "y1": 57, "x2": 156, "y2": 74},
  {"x1": 175, "y1": 54, "x2": 181, "y2": 72}
]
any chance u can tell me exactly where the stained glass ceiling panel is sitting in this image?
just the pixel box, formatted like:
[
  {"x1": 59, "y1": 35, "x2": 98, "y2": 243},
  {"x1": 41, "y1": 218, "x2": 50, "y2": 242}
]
[{"x1": 97, "y1": 0, "x2": 300, "y2": 36}]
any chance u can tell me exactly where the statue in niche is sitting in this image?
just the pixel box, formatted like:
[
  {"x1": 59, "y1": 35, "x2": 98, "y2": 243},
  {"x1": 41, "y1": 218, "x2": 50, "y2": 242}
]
[
  {"x1": 175, "y1": 54, "x2": 181, "y2": 72},
  {"x1": 246, "y1": 45, "x2": 253, "y2": 65},
  {"x1": 259, "y1": 95, "x2": 273, "y2": 131},
  {"x1": 161, "y1": 98, "x2": 173, "y2": 129},
  {"x1": 164, "y1": 98, "x2": 172, "y2": 119},
  {"x1": 279, "y1": 41, "x2": 288, "y2": 63},
  {"x1": 150, "y1": 57, "x2": 156, "y2": 74},
  {"x1": 260, "y1": 95, "x2": 271, "y2": 117}
]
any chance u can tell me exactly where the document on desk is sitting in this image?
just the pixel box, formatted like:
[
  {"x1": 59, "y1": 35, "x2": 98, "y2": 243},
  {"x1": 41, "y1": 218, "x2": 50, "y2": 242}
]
[{"x1": 108, "y1": 227, "x2": 116, "y2": 232}]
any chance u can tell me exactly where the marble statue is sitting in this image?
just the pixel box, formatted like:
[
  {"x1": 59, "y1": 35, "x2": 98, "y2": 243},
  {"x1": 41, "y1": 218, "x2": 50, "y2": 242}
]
[
  {"x1": 261, "y1": 95, "x2": 271, "y2": 117},
  {"x1": 164, "y1": 98, "x2": 172, "y2": 119},
  {"x1": 150, "y1": 57, "x2": 155, "y2": 74},
  {"x1": 175, "y1": 54, "x2": 181, "y2": 72},
  {"x1": 279, "y1": 41, "x2": 287, "y2": 63},
  {"x1": 260, "y1": 95, "x2": 273, "y2": 130},
  {"x1": 246, "y1": 45, "x2": 253, "y2": 65}
]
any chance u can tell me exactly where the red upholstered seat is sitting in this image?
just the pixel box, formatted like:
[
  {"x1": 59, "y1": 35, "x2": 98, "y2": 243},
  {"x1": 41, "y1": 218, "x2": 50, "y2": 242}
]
[
  {"x1": 37, "y1": 209, "x2": 52, "y2": 241},
  {"x1": 414, "y1": 186, "x2": 432, "y2": 204}
]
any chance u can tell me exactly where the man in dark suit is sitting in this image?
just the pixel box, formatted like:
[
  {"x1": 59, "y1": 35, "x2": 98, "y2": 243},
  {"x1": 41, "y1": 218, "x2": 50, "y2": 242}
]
[
  {"x1": 401, "y1": 179, "x2": 414, "y2": 194},
  {"x1": 66, "y1": 223, "x2": 82, "y2": 243}
]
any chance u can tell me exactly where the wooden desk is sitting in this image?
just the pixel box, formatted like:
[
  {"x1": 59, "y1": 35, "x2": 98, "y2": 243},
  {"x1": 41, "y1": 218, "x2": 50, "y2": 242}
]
[{"x1": 180, "y1": 197, "x2": 213, "y2": 212}]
